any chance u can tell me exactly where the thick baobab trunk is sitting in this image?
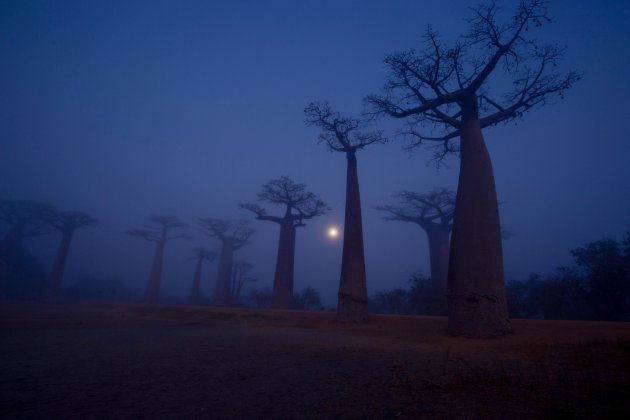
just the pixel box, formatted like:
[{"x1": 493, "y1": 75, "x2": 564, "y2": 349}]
[
  {"x1": 46, "y1": 232, "x2": 72, "y2": 300},
  {"x1": 213, "y1": 241, "x2": 233, "y2": 307},
  {"x1": 189, "y1": 257, "x2": 204, "y2": 305},
  {"x1": 447, "y1": 99, "x2": 511, "y2": 338},
  {"x1": 271, "y1": 219, "x2": 296, "y2": 309},
  {"x1": 337, "y1": 151, "x2": 368, "y2": 323},
  {"x1": 144, "y1": 238, "x2": 165, "y2": 303},
  {"x1": 426, "y1": 226, "x2": 450, "y2": 316}
]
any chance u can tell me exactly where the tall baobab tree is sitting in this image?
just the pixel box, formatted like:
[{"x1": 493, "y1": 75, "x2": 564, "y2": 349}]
[
  {"x1": 198, "y1": 218, "x2": 253, "y2": 307},
  {"x1": 366, "y1": 1, "x2": 579, "y2": 337},
  {"x1": 0, "y1": 200, "x2": 51, "y2": 298},
  {"x1": 376, "y1": 188, "x2": 455, "y2": 315},
  {"x1": 189, "y1": 247, "x2": 216, "y2": 305},
  {"x1": 44, "y1": 209, "x2": 98, "y2": 300},
  {"x1": 128, "y1": 215, "x2": 189, "y2": 303},
  {"x1": 240, "y1": 176, "x2": 328, "y2": 309},
  {"x1": 305, "y1": 102, "x2": 387, "y2": 323}
]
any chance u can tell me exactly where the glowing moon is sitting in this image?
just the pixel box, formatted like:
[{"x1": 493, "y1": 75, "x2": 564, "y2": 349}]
[{"x1": 327, "y1": 226, "x2": 339, "y2": 239}]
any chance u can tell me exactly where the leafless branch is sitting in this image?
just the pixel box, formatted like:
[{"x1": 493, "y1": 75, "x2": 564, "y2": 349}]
[
  {"x1": 198, "y1": 218, "x2": 254, "y2": 250},
  {"x1": 305, "y1": 102, "x2": 387, "y2": 154},
  {"x1": 375, "y1": 187, "x2": 455, "y2": 229},
  {"x1": 366, "y1": 0, "x2": 580, "y2": 160}
]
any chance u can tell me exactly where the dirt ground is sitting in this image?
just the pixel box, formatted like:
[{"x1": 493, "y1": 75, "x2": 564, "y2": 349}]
[{"x1": 1, "y1": 301, "x2": 629, "y2": 419}]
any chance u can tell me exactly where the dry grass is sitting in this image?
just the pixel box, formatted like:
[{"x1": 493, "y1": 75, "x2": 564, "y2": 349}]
[{"x1": 1, "y1": 301, "x2": 629, "y2": 419}]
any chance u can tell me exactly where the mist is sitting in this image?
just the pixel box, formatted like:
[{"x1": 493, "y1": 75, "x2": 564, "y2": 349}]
[{"x1": 1, "y1": 0, "x2": 629, "y2": 308}]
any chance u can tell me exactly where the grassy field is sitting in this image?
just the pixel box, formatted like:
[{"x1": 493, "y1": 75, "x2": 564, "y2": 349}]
[{"x1": 1, "y1": 301, "x2": 629, "y2": 419}]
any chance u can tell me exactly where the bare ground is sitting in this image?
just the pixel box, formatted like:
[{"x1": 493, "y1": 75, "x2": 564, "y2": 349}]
[{"x1": 1, "y1": 301, "x2": 629, "y2": 419}]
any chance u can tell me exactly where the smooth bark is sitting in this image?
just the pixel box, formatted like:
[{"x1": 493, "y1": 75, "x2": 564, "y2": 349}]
[
  {"x1": 272, "y1": 220, "x2": 297, "y2": 309},
  {"x1": 447, "y1": 100, "x2": 511, "y2": 337},
  {"x1": 144, "y1": 237, "x2": 165, "y2": 303},
  {"x1": 45, "y1": 233, "x2": 72, "y2": 300},
  {"x1": 337, "y1": 152, "x2": 368, "y2": 323}
]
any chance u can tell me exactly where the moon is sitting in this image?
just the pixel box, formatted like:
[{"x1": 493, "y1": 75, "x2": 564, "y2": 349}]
[{"x1": 327, "y1": 226, "x2": 340, "y2": 239}]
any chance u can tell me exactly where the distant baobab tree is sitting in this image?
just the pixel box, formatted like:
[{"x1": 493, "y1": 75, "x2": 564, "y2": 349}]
[
  {"x1": 230, "y1": 260, "x2": 256, "y2": 306},
  {"x1": 366, "y1": 0, "x2": 579, "y2": 337},
  {"x1": 44, "y1": 209, "x2": 99, "y2": 300},
  {"x1": 305, "y1": 102, "x2": 387, "y2": 323},
  {"x1": 128, "y1": 215, "x2": 189, "y2": 303},
  {"x1": 0, "y1": 200, "x2": 51, "y2": 298},
  {"x1": 198, "y1": 218, "x2": 253, "y2": 307},
  {"x1": 375, "y1": 188, "x2": 454, "y2": 315},
  {"x1": 240, "y1": 176, "x2": 328, "y2": 309},
  {"x1": 189, "y1": 247, "x2": 216, "y2": 305}
]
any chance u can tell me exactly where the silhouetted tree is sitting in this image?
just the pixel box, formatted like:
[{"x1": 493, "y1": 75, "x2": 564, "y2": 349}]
[
  {"x1": 371, "y1": 288, "x2": 409, "y2": 315},
  {"x1": 305, "y1": 102, "x2": 387, "y2": 323},
  {"x1": 249, "y1": 287, "x2": 272, "y2": 308},
  {"x1": 240, "y1": 176, "x2": 328, "y2": 309},
  {"x1": 128, "y1": 215, "x2": 189, "y2": 303},
  {"x1": 376, "y1": 188, "x2": 454, "y2": 315},
  {"x1": 44, "y1": 209, "x2": 98, "y2": 300},
  {"x1": 0, "y1": 200, "x2": 51, "y2": 298},
  {"x1": 366, "y1": 0, "x2": 579, "y2": 337},
  {"x1": 198, "y1": 219, "x2": 253, "y2": 307},
  {"x1": 189, "y1": 248, "x2": 216, "y2": 305},
  {"x1": 407, "y1": 273, "x2": 433, "y2": 315},
  {"x1": 294, "y1": 286, "x2": 322, "y2": 311},
  {"x1": 571, "y1": 234, "x2": 630, "y2": 321},
  {"x1": 230, "y1": 260, "x2": 256, "y2": 305}
]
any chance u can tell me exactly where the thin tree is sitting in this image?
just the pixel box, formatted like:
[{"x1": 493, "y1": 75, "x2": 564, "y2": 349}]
[
  {"x1": 375, "y1": 187, "x2": 454, "y2": 315},
  {"x1": 295, "y1": 286, "x2": 322, "y2": 311},
  {"x1": 0, "y1": 200, "x2": 51, "y2": 298},
  {"x1": 240, "y1": 176, "x2": 328, "y2": 309},
  {"x1": 198, "y1": 218, "x2": 253, "y2": 307},
  {"x1": 230, "y1": 260, "x2": 256, "y2": 306},
  {"x1": 44, "y1": 209, "x2": 99, "y2": 300},
  {"x1": 189, "y1": 247, "x2": 216, "y2": 305},
  {"x1": 366, "y1": 0, "x2": 579, "y2": 337},
  {"x1": 305, "y1": 102, "x2": 387, "y2": 323},
  {"x1": 128, "y1": 215, "x2": 189, "y2": 303}
]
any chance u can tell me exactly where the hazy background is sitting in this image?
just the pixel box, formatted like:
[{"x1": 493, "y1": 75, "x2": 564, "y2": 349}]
[{"x1": 1, "y1": 0, "x2": 629, "y2": 307}]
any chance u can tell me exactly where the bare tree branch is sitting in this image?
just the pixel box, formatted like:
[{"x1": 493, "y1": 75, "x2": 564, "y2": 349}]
[
  {"x1": 305, "y1": 102, "x2": 387, "y2": 154},
  {"x1": 128, "y1": 215, "x2": 188, "y2": 243},
  {"x1": 375, "y1": 187, "x2": 455, "y2": 229},
  {"x1": 366, "y1": 0, "x2": 580, "y2": 159},
  {"x1": 241, "y1": 176, "x2": 329, "y2": 227},
  {"x1": 198, "y1": 218, "x2": 254, "y2": 250}
]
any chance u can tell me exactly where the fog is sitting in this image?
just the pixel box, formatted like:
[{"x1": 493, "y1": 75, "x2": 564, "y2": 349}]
[{"x1": 1, "y1": 0, "x2": 629, "y2": 307}]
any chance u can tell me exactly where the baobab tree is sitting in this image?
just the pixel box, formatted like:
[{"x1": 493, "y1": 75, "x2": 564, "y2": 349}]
[
  {"x1": 375, "y1": 188, "x2": 455, "y2": 315},
  {"x1": 0, "y1": 200, "x2": 51, "y2": 298},
  {"x1": 240, "y1": 176, "x2": 328, "y2": 309},
  {"x1": 44, "y1": 209, "x2": 99, "y2": 300},
  {"x1": 366, "y1": 0, "x2": 579, "y2": 337},
  {"x1": 305, "y1": 102, "x2": 387, "y2": 323},
  {"x1": 198, "y1": 218, "x2": 253, "y2": 307},
  {"x1": 189, "y1": 247, "x2": 216, "y2": 305},
  {"x1": 128, "y1": 215, "x2": 189, "y2": 303}
]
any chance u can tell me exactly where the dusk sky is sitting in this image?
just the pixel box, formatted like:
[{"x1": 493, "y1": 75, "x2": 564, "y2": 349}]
[{"x1": 1, "y1": 0, "x2": 629, "y2": 307}]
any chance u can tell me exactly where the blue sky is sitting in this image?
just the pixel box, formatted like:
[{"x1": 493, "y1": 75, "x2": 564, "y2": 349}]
[{"x1": 1, "y1": 0, "x2": 629, "y2": 306}]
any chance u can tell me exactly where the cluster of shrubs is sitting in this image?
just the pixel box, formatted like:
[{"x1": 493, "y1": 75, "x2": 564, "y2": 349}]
[{"x1": 371, "y1": 233, "x2": 630, "y2": 322}]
